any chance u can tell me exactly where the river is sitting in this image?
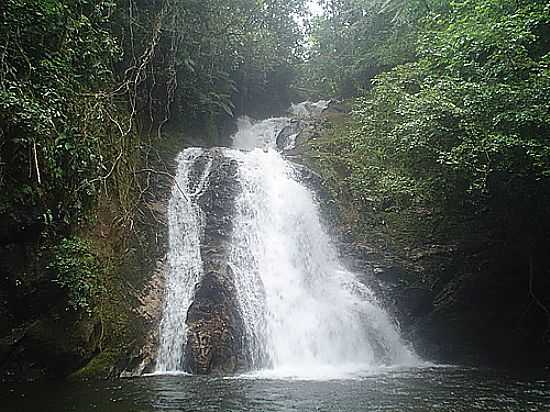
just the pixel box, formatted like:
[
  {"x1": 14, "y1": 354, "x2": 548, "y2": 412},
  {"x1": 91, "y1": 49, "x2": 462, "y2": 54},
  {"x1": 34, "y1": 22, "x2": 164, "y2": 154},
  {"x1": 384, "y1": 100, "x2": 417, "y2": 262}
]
[{"x1": 3, "y1": 366, "x2": 550, "y2": 411}]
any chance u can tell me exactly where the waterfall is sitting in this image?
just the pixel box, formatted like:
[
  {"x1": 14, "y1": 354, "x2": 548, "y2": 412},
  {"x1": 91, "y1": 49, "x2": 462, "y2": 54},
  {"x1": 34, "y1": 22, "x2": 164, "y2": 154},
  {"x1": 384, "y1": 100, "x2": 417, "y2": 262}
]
[
  {"x1": 155, "y1": 149, "x2": 213, "y2": 373},
  {"x1": 155, "y1": 103, "x2": 419, "y2": 376}
]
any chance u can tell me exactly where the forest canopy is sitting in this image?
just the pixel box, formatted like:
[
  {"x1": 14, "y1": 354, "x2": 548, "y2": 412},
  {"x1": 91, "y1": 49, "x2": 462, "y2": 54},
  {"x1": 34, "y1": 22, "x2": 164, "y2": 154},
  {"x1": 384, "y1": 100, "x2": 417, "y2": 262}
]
[
  {"x1": 304, "y1": 0, "x2": 549, "y2": 237},
  {"x1": 0, "y1": 0, "x2": 308, "y2": 229}
]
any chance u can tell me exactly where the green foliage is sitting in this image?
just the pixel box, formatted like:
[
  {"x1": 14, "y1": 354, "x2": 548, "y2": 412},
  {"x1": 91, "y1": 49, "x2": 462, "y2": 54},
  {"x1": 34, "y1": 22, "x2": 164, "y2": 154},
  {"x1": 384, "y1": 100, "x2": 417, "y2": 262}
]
[
  {"x1": 0, "y1": 0, "x2": 308, "y2": 234},
  {"x1": 47, "y1": 237, "x2": 103, "y2": 313},
  {"x1": 299, "y1": 0, "x2": 448, "y2": 97},
  {"x1": 347, "y1": 0, "x2": 550, "y2": 213},
  {"x1": 117, "y1": 0, "x2": 308, "y2": 123},
  {"x1": 0, "y1": 0, "x2": 118, "y2": 222}
]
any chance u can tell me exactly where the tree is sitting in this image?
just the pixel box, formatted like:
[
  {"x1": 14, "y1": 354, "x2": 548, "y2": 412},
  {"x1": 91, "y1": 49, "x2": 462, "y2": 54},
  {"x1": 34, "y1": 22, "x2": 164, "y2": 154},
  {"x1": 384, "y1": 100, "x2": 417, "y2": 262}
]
[
  {"x1": 349, "y1": 0, "x2": 550, "y2": 214},
  {"x1": 300, "y1": 0, "x2": 448, "y2": 97},
  {"x1": 0, "y1": 0, "x2": 118, "y2": 224}
]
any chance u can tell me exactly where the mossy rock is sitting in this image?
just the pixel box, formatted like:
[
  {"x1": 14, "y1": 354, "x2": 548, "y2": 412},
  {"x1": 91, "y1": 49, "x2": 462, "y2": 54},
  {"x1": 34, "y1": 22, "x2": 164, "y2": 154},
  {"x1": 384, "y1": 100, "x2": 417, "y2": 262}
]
[{"x1": 68, "y1": 350, "x2": 119, "y2": 381}]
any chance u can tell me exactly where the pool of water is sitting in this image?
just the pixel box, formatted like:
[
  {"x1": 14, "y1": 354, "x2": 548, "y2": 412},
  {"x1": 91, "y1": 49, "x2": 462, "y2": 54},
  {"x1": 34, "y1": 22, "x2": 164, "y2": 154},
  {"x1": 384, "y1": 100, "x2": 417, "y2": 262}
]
[{"x1": 2, "y1": 367, "x2": 549, "y2": 411}]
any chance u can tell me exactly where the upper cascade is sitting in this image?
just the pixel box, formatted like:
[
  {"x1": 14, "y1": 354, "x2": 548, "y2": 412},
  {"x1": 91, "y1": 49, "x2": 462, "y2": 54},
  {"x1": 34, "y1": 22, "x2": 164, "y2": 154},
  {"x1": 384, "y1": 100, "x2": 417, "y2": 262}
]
[
  {"x1": 288, "y1": 100, "x2": 331, "y2": 119},
  {"x1": 154, "y1": 101, "x2": 420, "y2": 377},
  {"x1": 232, "y1": 116, "x2": 291, "y2": 151}
]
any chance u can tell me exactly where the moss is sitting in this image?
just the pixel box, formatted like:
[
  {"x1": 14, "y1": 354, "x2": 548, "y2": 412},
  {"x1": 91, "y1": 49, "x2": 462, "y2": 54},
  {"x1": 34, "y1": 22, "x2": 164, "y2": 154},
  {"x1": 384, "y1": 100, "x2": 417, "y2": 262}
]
[
  {"x1": 66, "y1": 127, "x2": 194, "y2": 378},
  {"x1": 68, "y1": 350, "x2": 118, "y2": 381}
]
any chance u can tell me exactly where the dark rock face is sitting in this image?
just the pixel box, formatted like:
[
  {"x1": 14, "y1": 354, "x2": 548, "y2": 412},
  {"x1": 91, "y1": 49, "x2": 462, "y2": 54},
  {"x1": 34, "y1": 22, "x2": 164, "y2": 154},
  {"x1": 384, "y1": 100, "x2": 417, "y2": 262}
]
[
  {"x1": 184, "y1": 266, "x2": 247, "y2": 374},
  {"x1": 276, "y1": 120, "x2": 304, "y2": 150},
  {"x1": 0, "y1": 310, "x2": 100, "y2": 382},
  {"x1": 182, "y1": 150, "x2": 248, "y2": 374},
  {"x1": 404, "y1": 252, "x2": 550, "y2": 367},
  {"x1": 398, "y1": 287, "x2": 434, "y2": 322}
]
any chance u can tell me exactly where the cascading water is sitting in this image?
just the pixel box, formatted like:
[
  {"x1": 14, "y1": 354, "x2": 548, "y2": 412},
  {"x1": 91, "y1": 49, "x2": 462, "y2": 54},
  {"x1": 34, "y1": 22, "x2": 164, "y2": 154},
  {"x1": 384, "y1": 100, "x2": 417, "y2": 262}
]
[
  {"x1": 155, "y1": 149, "x2": 213, "y2": 373},
  {"x1": 155, "y1": 103, "x2": 419, "y2": 377}
]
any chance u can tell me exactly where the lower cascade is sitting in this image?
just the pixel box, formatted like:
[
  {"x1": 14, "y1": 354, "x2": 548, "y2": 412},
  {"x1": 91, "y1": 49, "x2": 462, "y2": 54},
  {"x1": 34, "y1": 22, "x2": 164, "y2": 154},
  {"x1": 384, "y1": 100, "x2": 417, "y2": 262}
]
[{"x1": 155, "y1": 107, "x2": 419, "y2": 377}]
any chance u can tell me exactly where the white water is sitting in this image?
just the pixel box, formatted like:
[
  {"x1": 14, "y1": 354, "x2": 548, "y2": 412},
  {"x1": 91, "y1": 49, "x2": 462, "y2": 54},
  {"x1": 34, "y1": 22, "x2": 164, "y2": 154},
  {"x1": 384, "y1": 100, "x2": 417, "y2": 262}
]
[
  {"x1": 232, "y1": 116, "x2": 290, "y2": 151},
  {"x1": 155, "y1": 104, "x2": 420, "y2": 377},
  {"x1": 289, "y1": 99, "x2": 330, "y2": 118},
  {"x1": 155, "y1": 149, "x2": 213, "y2": 373},
  {"x1": 229, "y1": 116, "x2": 419, "y2": 377}
]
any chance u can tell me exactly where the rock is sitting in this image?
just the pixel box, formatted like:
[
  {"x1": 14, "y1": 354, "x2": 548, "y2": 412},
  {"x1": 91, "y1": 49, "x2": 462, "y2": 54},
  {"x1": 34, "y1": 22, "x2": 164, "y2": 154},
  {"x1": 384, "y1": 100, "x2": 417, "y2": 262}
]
[
  {"x1": 117, "y1": 258, "x2": 168, "y2": 377},
  {"x1": 288, "y1": 100, "x2": 331, "y2": 118},
  {"x1": 398, "y1": 287, "x2": 434, "y2": 319},
  {"x1": 324, "y1": 99, "x2": 348, "y2": 114},
  {"x1": 277, "y1": 100, "x2": 343, "y2": 151},
  {"x1": 0, "y1": 315, "x2": 100, "y2": 382},
  {"x1": 184, "y1": 267, "x2": 247, "y2": 374},
  {"x1": 182, "y1": 151, "x2": 248, "y2": 374},
  {"x1": 276, "y1": 120, "x2": 305, "y2": 150}
]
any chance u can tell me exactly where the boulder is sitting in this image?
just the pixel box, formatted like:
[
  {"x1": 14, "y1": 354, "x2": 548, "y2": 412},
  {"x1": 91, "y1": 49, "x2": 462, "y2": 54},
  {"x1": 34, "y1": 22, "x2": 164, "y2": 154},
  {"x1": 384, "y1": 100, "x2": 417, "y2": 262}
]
[
  {"x1": 276, "y1": 120, "x2": 304, "y2": 150},
  {"x1": 182, "y1": 151, "x2": 248, "y2": 374},
  {"x1": 183, "y1": 266, "x2": 246, "y2": 374}
]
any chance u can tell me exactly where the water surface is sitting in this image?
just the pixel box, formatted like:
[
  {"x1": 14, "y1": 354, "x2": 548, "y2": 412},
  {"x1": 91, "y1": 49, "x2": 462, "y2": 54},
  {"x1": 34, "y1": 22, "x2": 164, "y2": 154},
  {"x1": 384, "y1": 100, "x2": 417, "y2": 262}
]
[{"x1": 3, "y1": 367, "x2": 549, "y2": 411}]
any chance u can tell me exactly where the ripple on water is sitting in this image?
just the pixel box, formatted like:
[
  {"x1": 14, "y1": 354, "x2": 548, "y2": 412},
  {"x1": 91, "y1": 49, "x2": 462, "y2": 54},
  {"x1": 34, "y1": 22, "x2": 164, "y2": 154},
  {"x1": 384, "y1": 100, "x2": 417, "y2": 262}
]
[{"x1": 5, "y1": 367, "x2": 550, "y2": 412}]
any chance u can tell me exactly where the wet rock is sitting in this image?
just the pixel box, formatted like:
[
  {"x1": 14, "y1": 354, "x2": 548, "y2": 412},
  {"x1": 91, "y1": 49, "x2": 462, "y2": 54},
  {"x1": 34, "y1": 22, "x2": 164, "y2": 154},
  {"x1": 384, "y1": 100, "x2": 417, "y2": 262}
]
[
  {"x1": 398, "y1": 287, "x2": 434, "y2": 319},
  {"x1": 277, "y1": 100, "x2": 342, "y2": 151},
  {"x1": 288, "y1": 100, "x2": 331, "y2": 118},
  {"x1": 184, "y1": 266, "x2": 247, "y2": 374},
  {"x1": 0, "y1": 315, "x2": 100, "y2": 382},
  {"x1": 276, "y1": 120, "x2": 305, "y2": 150},
  {"x1": 372, "y1": 265, "x2": 417, "y2": 286},
  {"x1": 119, "y1": 259, "x2": 168, "y2": 377},
  {"x1": 182, "y1": 151, "x2": 248, "y2": 374}
]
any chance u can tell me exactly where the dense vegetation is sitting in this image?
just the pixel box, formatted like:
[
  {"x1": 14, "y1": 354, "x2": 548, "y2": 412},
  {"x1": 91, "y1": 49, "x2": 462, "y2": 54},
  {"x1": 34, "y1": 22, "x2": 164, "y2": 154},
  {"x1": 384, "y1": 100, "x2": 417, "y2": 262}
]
[
  {"x1": 307, "y1": 0, "x2": 549, "y2": 255},
  {"x1": 313, "y1": 0, "x2": 549, "y2": 219},
  {"x1": 305, "y1": 0, "x2": 550, "y2": 363},
  {"x1": 0, "y1": 0, "x2": 307, "y2": 380},
  {"x1": 302, "y1": 0, "x2": 448, "y2": 96},
  {"x1": 0, "y1": 0, "x2": 307, "y2": 227},
  {"x1": 0, "y1": 0, "x2": 307, "y2": 307}
]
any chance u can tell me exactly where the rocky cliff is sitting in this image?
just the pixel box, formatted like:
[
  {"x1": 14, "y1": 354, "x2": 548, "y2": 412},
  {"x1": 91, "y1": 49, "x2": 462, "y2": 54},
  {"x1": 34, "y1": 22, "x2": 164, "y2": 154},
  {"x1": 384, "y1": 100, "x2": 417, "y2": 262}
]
[{"x1": 183, "y1": 151, "x2": 248, "y2": 374}]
